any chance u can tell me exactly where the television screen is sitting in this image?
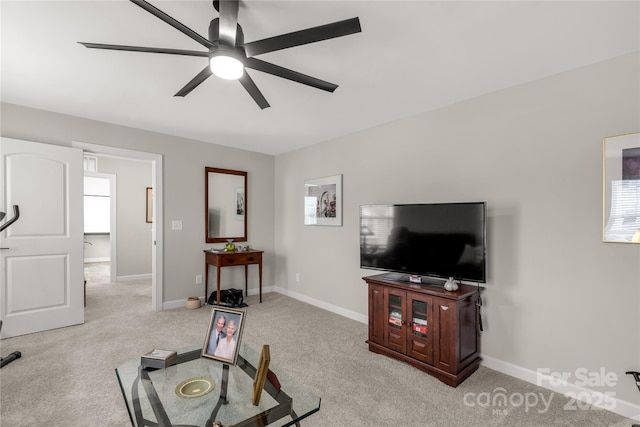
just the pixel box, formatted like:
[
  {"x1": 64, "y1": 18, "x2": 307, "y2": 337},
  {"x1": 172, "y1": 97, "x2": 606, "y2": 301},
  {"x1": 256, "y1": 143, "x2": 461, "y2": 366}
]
[{"x1": 359, "y1": 202, "x2": 486, "y2": 283}]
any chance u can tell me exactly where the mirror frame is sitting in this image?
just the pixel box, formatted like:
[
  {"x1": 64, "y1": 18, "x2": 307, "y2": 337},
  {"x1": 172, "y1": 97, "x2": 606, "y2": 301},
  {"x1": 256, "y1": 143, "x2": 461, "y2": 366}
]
[
  {"x1": 205, "y1": 167, "x2": 247, "y2": 243},
  {"x1": 602, "y1": 132, "x2": 640, "y2": 243}
]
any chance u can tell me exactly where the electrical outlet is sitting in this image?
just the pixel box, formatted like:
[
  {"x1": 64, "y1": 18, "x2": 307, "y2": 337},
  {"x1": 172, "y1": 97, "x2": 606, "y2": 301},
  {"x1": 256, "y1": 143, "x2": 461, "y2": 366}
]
[
  {"x1": 195, "y1": 274, "x2": 202, "y2": 285},
  {"x1": 295, "y1": 273, "x2": 300, "y2": 283},
  {"x1": 172, "y1": 220, "x2": 183, "y2": 230}
]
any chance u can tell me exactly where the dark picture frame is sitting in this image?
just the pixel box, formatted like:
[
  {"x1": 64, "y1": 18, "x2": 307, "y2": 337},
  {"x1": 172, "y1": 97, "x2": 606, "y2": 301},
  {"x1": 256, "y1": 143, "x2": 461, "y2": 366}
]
[
  {"x1": 202, "y1": 307, "x2": 245, "y2": 365},
  {"x1": 602, "y1": 132, "x2": 640, "y2": 243},
  {"x1": 146, "y1": 187, "x2": 153, "y2": 223}
]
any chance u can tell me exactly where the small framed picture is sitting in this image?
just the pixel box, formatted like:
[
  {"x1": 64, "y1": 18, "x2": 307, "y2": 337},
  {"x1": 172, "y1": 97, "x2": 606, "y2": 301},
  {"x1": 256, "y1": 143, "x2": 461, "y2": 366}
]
[
  {"x1": 235, "y1": 186, "x2": 245, "y2": 221},
  {"x1": 202, "y1": 307, "x2": 245, "y2": 365},
  {"x1": 304, "y1": 174, "x2": 342, "y2": 226}
]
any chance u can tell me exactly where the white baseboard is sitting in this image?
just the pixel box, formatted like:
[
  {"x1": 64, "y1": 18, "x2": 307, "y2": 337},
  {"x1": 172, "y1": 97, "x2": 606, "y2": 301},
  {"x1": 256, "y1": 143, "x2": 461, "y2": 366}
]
[
  {"x1": 163, "y1": 296, "x2": 204, "y2": 310},
  {"x1": 84, "y1": 257, "x2": 110, "y2": 263},
  {"x1": 117, "y1": 273, "x2": 152, "y2": 282},
  {"x1": 481, "y1": 355, "x2": 640, "y2": 421},
  {"x1": 274, "y1": 285, "x2": 368, "y2": 325}
]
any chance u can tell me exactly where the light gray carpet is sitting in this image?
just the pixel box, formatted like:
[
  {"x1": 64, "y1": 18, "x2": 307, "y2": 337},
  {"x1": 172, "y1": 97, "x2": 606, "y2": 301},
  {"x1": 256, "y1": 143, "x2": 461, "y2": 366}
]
[{"x1": 0, "y1": 278, "x2": 634, "y2": 427}]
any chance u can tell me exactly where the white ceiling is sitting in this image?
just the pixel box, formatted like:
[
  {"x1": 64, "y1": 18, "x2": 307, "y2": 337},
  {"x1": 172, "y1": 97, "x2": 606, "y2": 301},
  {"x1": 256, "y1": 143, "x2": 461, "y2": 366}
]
[{"x1": 2, "y1": 1, "x2": 639, "y2": 155}]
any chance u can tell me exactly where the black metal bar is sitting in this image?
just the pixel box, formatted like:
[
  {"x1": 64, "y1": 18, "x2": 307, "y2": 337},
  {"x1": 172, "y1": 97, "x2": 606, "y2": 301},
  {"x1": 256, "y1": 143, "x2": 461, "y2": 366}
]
[
  {"x1": 0, "y1": 205, "x2": 19, "y2": 232},
  {"x1": 220, "y1": 363, "x2": 230, "y2": 403},
  {"x1": 242, "y1": 17, "x2": 361, "y2": 57},
  {"x1": 129, "y1": 0, "x2": 215, "y2": 49},
  {"x1": 78, "y1": 42, "x2": 209, "y2": 57},
  {"x1": 140, "y1": 368, "x2": 173, "y2": 427}
]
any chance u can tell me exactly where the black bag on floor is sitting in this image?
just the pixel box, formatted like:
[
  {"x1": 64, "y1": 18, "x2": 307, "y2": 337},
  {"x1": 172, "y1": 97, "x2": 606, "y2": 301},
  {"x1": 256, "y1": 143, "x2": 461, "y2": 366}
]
[{"x1": 207, "y1": 288, "x2": 247, "y2": 308}]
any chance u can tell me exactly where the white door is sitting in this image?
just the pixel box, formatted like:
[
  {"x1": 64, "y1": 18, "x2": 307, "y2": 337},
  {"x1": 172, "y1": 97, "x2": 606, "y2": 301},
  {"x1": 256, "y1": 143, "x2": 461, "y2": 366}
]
[{"x1": 0, "y1": 138, "x2": 84, "y2": 338}]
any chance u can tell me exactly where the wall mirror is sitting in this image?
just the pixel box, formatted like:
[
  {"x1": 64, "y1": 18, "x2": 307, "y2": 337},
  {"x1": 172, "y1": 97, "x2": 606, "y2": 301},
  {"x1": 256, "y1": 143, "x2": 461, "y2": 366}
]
[
  {"x1": 602, "y1": 132, "x2": 640, "y2": 243},
  {"x1": 206, "y1": 167, "x2": 247, "y2": 243}
]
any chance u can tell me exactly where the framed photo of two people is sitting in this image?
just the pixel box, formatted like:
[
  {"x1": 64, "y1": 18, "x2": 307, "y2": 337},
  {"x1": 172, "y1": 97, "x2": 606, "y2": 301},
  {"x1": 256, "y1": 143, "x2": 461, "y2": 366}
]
[{"x1": 202, "y1": 307, "x2": 246, "y2": 365}]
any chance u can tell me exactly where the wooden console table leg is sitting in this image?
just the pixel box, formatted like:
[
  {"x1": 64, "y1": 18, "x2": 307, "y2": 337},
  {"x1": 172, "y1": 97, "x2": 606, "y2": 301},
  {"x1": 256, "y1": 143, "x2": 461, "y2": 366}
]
[
  {"x1": 216, "y1": 265, "x2": 221, "y2": 305},
  {"x1": 259, "y1": 261, "x2": 263, "y2": 303},
  {"x1": 244, "y1": 265, "x2": 249, "y2": 297},
  {"x1": 205, "y1": 264, "x2": 209, "y2": 304}
]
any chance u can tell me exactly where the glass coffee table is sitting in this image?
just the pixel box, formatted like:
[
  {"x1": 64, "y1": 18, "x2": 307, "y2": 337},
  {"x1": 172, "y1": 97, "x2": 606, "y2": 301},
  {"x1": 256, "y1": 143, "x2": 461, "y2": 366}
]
[{"x1": 115, "y1": 344, "x2": 321, "y2": 427}]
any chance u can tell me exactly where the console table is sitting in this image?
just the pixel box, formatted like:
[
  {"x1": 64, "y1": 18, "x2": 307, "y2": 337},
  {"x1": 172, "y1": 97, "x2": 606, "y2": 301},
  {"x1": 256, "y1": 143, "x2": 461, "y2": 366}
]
[
  {"x1": 204, "y1": 250, "x2": 264, "y2": 304},
  {"x1": 115, "y1": 343, "x2": 320, "y2": 427}
]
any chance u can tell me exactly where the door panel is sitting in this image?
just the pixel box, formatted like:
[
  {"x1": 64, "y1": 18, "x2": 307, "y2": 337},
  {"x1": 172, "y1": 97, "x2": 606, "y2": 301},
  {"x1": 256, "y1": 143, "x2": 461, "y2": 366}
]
[
  {"x1": 7, "y1": 255, "x2": 67, "y2": 311},
  {"x1": 434, "y1": 299, "x2": 456, "y2": 373},
  {"x1": 368, "y1": 284, "x2": 385, "y2": 345},
  {"x1": 1, "y1": 138, "x2": 84, "y2": 338}
]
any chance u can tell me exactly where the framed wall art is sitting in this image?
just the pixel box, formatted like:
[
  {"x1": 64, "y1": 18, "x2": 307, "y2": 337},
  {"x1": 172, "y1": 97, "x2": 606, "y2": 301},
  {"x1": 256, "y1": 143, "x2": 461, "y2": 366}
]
[
  {"x1": 202, "y1": 307, "x2": 246, "y2": 365},
  {"x1": 602, "y1": 132, "x2": 640, "y2": 243},
  {"x1": 304, "y1": 174, "x2": 342, "y2": 226},
  {"x1": 146, "y1": 187, "x2": 153, "y2": 223},
  {"x1": 235, "y1": 186, "x2": 245, "y2": 221}
]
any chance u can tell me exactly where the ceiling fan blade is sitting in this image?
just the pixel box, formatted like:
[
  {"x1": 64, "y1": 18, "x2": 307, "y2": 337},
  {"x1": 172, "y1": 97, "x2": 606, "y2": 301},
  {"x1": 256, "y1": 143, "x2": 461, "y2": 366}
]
[
  {"x1": 130, "y1": 0, "x2": 216, "y2": 49},
  {"x1": 175, "y1": 65, "x2": 213, "y2": 97},
  {"x1": 238, "y1": 72, "x2": 270, "y2": 109},
  {"x1": 244, "y1": 57, "x2": 338, "y2": 92},
  {"x1": 243, "y1": 17, "x2": 361, "y2": 57},
  {"x1": 218, "y1": 0, "x2": 239, "y2": 46},
  {"x1": 79, "y1": 42, "x2": 208, "y2": 57}
]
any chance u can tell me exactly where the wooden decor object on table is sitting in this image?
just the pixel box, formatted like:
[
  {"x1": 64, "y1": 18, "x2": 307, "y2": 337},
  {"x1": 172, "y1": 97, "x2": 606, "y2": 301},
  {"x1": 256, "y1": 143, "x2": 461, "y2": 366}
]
[{"x1": 252, "y1": 345, "x2": 270, "y2": 405}]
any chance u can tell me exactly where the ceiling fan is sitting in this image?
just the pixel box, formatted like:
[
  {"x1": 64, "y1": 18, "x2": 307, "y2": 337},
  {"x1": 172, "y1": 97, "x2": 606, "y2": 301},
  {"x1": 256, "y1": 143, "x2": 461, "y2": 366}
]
[{"x1": 79, "y1": 0, "x2": 361, "y2": 109}]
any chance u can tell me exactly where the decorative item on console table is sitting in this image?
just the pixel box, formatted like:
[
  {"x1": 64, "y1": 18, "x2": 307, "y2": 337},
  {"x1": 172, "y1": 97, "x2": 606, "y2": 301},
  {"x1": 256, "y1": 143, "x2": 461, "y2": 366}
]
[{"x1": 363, "y1": 274, "x2": 483, "y2": 387}]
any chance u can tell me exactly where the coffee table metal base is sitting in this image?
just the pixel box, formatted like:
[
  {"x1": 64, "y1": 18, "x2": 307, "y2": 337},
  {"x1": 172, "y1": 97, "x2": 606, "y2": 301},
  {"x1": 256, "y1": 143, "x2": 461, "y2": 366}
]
[{"x1": 116, "y1": 346, "x2": 319, "y2": 427}]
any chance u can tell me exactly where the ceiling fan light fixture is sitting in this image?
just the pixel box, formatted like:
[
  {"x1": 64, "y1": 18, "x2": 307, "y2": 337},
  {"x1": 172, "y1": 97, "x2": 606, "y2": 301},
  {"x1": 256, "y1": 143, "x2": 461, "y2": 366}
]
[{"x1": 210, "y1": 53, "x2": 244, "y2": 80}]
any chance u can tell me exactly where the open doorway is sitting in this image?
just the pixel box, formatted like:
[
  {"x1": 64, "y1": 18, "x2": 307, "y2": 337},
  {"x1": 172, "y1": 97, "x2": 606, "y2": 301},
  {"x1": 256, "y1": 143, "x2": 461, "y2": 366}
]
[
  {"x1": 74, "y1": 142, "x2": 163, "y2": 311},
  {"x1": 83, "y1": 172, "x2": 116, "y2": 286}
]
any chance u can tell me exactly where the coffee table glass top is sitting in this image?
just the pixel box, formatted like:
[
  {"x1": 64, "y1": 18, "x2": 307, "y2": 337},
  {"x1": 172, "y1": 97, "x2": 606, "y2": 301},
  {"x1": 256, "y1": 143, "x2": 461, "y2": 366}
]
[{"x1": 115, "y1": 343, "x2": 320, "y2": 427}]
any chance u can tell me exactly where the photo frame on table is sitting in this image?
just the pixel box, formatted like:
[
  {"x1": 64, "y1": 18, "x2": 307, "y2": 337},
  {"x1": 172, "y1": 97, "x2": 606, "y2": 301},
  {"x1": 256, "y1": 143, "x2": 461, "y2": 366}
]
[
  {"x1": 202, "y1": 307, "x2": 245, "y2": 365},
  {"x1": 602, "y1": 132, "x2": 640, "y2": 244},
  {"x1": 304, "y1": 174, "x2": 342, "y2": 226},
  {"x1": 252, "y1": 345, "x2": 271, "y2": 405}
]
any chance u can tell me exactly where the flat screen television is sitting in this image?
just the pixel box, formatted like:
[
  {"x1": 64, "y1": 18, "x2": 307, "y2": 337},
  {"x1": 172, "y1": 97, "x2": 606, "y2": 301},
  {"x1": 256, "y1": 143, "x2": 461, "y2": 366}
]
[{"x1": 359, "y1": 202, "x2": 487, "y2": 283}]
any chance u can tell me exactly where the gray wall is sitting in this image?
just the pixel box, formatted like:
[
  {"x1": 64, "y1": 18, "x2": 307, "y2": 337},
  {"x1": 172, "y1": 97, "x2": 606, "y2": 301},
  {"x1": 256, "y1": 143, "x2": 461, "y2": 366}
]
[
  {"x1": 97, "y1": 156, "x2": 152, "y2": 278},
  {"x1": 0, "y1": 104, "x2": 276, "y2": 302},
  {"x1": 274, "y1": 52, "x2": 640, "y2": 404},
  {"x1": 83, "y1": 234, "x2": 109, "y2": 261}
]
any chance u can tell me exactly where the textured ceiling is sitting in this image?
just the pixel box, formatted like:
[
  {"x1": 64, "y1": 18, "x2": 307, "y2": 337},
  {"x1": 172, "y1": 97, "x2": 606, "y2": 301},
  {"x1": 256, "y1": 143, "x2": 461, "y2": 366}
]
[{"x1": 2, "y1": 1, "x2": 639, "y2": 155}]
